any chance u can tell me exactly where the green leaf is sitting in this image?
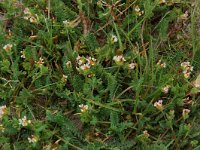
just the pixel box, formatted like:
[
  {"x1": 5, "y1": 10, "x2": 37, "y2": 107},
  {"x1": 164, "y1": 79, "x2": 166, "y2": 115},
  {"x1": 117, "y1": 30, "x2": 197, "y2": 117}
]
[
  {"x1": 110, "y1": 111, "x2": 119, "y2": 128},
  {"x1": 0, "y1": 59, "x2": 10, "y2": 73}
]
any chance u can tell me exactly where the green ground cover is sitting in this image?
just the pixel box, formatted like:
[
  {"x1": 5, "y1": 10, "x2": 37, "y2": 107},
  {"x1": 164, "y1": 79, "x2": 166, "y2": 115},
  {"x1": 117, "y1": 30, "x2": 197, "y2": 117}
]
[{"x1": 0, "y1": 0, "x2": 200, "y2": 149}]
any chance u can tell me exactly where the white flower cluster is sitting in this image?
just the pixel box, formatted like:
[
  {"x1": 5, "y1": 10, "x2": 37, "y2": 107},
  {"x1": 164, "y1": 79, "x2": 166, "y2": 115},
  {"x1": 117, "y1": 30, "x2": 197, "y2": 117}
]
[
  {"x1": 154, "y1": 100, "x2": 163, "y2": 111},
  {"x1": 0, "y1": 124, "x2": 5, "y2": 132},
  {"x1": 63, "y1": 20, "x2": 70, "y2": 27},
  {"x1": 0, "y1": 105, "x2": 7, "y2": 118},
  {"x1": 23, "y1": 8, "x2": 38, "y2": 24},
  {"x1": 66, "y1": 61, "x2": 72, "y2": 68},
  {"x1": 111, "y1": 34, "x2": 118, "y2": 43},
  {"x1": 157, "y1": 59, "x2": 166, "y2": 68},
  {"x1": 182, "y1": 109, "x2": 190, "y2": 120},
  {"x1": 113, "y1": 55, "x2": 126, "y2": 65},
  {"x1": 20, "y1": 50, "x2": 26, "y2": 59},
  {"x1": 3, "y1": 44, "x2": 13, "y2": 52},
  {"x1": 62, "y1": 74, "x2": 68, "y2": 82},
  {"x1": 143, "y1": 130, "x2": 150, "y2": 138},
  {"x1": 162, "y1": 85, "x2": 170, "y2": 94},
  {"x1": 128, "y1": 63, "x2": 137, "y2": 70},
  {"x1": 79, "y1": 104, "x2": 88, "y2": 113},
  {"x1": 76, "y1": 56, "x2": 96, "y2": 72},
  {"x1": 28, "y1": 135, "x2": 37, "y2": 143},
  {"x1": 181, "y1": 61, "x2": 193, "y2": 78},
  {"x1": 135, "y1": 5, "x2": 144, "y2": 16},
  {"x1": 35, "y1": 57, "x2": 45, "y2": 66},
  {"x1": 19, "y1": 116, "x2": 31, "y2": 127},
  {"x1": 180, "y1": 11, "x2": 189, "y2": 20}
]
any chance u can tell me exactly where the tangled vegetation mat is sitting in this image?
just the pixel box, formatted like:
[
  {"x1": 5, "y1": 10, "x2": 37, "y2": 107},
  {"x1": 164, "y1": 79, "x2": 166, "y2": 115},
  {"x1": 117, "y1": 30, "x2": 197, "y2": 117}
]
[{"x1": 0, "y1": 0, "x2": 200, "y2": 149}]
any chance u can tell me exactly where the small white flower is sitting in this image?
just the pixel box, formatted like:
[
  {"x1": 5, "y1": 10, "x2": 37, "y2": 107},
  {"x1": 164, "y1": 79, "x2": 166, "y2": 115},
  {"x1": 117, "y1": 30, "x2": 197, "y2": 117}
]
[
  {"x1": 20, "y1": 51, "x2": 26, "y2": 59},
  {"x1": 157, "y1": 60, "x2": 166, "y2": 68},
  {"x1": 154, "y1": 100, "x2": 163, "y2": 111},
  {"x1": 28, "y1": 135, "x2": 37, "y2": 143},
  {"x1": 23, "y1": 8, "x2": 31, "y2": 15},
  {"x1": 181, "y1": 61, "x2": 190, "y2": 68},
  {"x1": 139, "y1": 11, "x2": 144, "y2": 16},
  {"x1": 135, "y1": 5, "x2": 141, "y2": 12},
  {"x1": 76, "y1": 56, "x2": 81, "y2": 61},
  {"x1": 87, "y1": 74, "x2": 92, "y2": 78},
  {"x1": 0, "y1": 124, "x2": 5, "y2": 132},
  {"x1": 76, "y1": 56, "x2": 85, "y2": 66},
  {"x1": 24, "y1": 16, "x2": 29, "y2": 20},
  {"x1": 113, "y1": 56, "x2": 119, "y2": 61},
  {"x1": 35, "y1": 57, "x2": 45, "y2": 66},
  {"x1": 79, "y1": 104, "x2": 88, "y2": 112},
  {"x1": 78, "y1": 59, "x2": 84, "y2": 65},
  {"x1": 23, "y1": 7, "x2": 38, "y2": 23},
  {"x1": 111, "y1": 34, "x2": 118, "y2": 43},
  {"x1": 3, "y1": 44, "x2": 13, "y2": 52},
  {"x1": 184, "y1": 72, "x2": 191, "y2": 79},
  {"x1": 190, "y1": 66, "x2": 194, "y2": 72},
  {"x1": 63, "y1": 75, "x2": 68, "y2": 79},
  {"x1": 87, "y1": 57, "x2": 96, "y2": 66},
  {"x1": 29, "y1": 16, "x2": 37, "y2": 23},
  {"x1": 135, "y1": 5, "x2": 144, "y2": 16},
  {"x1": 0, "y1": 105, "x2": 7, "y2": 118},
  {"x1": 63, "y1": 20, "x2": 70, "y2": 26},
  {"x1": 143, "y1": 130, "x2": 150, "y2": 138},
  {"x1": 62, "y1": 74, "x2": 68, "y2": 82},
  {"x1": 76, "y1": 55, "x2": 81, "y2": 62},
  {"x1": 180, "y1": 11, "x2": 189, "y2": 20},
  {"x1": 161, "y1": 62, "x2": 166, "y2": 68},
  {"x1": 181, "y1": 61, "x2": 193, "y2": 78},
  {"x1": 76, "y1": 55, "x2": 96, "y2": 73},
  {"x1": 128, "y1": 63, "x2": 136, "y2": 70},
  {"x1": 162, "y1": 85, "x2": 170, "y2": 94},
  {"x1": 113, "y1": 55, "x2": 126, "y2": 64},
  {"x1": 66, "y1": 61, "x2": 72, "y2": 68},
  {"x1": 80, "y1": 64, "x2": 90, "y2": 71},
  {"x1": 182, "y1": 109, "x2": 190, "y2": 120},
  {"x1": 91, "y1": 57, "x2": 96, "y2": 62},
  {"x1": 183, "y1": 109, "x2": 190, "y2": 114},
  {"x1": 18, "y1": 116, "x2": 31, "y2": 127}
]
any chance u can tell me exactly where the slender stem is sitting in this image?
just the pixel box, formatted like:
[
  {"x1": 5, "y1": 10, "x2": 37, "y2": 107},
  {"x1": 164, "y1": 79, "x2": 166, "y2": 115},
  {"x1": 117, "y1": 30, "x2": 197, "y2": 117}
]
[
  {"x1": 82, "y1": 97, "x2": 124, "y2": 113},
  {"x1": 48, "y1": 0, "x2": 51, "y2": 19}
]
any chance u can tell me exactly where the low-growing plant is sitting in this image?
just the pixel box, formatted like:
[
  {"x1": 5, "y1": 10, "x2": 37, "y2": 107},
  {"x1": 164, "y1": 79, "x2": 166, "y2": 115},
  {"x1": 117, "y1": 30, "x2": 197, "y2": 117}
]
[{"x1": 0, "y1": 0, "x2": 200, "y2": 149}]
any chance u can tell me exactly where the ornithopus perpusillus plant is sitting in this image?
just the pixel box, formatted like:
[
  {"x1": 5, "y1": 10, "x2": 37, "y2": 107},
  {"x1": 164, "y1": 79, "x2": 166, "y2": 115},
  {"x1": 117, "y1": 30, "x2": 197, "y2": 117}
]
[{"x1": 0, "y1": 0, "x2": 200, "y2": 149}]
